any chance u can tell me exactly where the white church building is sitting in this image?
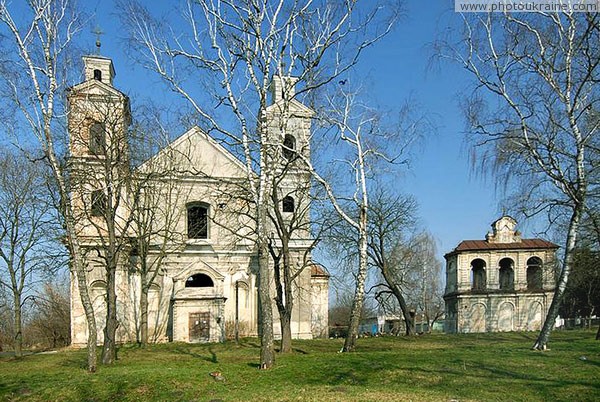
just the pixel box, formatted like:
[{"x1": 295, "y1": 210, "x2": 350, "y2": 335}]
[{"x1": 68, "y1": 54, "x2": 329, "y2": 345}]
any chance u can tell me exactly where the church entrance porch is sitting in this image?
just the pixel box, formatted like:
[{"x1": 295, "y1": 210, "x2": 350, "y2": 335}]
[{"x1": 172, "y1": 297, "x2": 226, "y2": 343}]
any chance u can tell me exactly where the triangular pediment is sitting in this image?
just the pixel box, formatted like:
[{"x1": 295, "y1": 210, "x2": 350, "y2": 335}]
[
  {"x1": 137, "y1": 126, "x2": 247, "y2": 179},
  {"x1": 175, "y1": 260, "x2": 225, "y2": 282},
  {"x1": 68, "y1": 79, "x2": 127, "y2": 99}
]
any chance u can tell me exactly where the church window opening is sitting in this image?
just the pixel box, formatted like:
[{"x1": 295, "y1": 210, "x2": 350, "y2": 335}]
[
  {"x1": 90, "y1": 190, "x2": 106, "y2": 217},
  {"x1": 90, "y1": 280, "x2": 107, "y2": 304},
  {"x1": 185, "y1": 273, "x2": 214, "y2": 288},
  {"x1": 89, "y1": 122, "x2": 106, "y2": 155},
  {"x1": 93, "y1": 69, "x2": 102, "y2": 81},
  {"x1": 527, "y1": 257, "x2": 543, "y2": 290},
  {"x1": 499, "y1": 258, "x2": 515, "y2": 291},
  {"x1": 282, "y1": 134, "x2": 296, "y2": 161},
  {"x1": 91, "y1": 280, "x2": 107, "y2": 291},
  {"x1": 471, "y1": 259, "x2": 486, "y2": 291},
  {"x1": 187, "y1": 203, "x2": 208, "y2": 239},
  {"x1": 282, "y1": 196, "x2": 295, "y2": 213}
]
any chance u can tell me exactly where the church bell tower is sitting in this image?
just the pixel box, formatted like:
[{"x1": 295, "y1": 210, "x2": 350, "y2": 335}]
[
  {"x1": 66, "y1": 53, "x2": 131, "y2": 236},
  {"x1": 264, "y1": 75, "x2": 314, "y2": 238}
]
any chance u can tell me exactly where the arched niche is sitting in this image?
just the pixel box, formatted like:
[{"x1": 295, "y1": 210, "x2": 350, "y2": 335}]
[
  {"x1": 498, "y1": 258, "x2": 515, "y2": 291},
  {"x1": 470, "y1": 259, "x2": 486, "y2": 291},
  {"x1": 527, "y1": 257, "x2": 543, "y2": 290}
]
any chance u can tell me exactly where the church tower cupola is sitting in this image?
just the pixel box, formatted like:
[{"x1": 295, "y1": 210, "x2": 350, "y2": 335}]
[{"x1": 82, "y1": 55, "x2": 115, "y2": 86}]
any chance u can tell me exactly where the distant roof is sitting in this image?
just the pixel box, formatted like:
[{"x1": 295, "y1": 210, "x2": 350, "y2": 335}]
[
  {"x1": 310, "y1": 263, "x2": 330, "y2": 278},
  {"x1": 447, "y1": 238, "x2": 559, "y2": 256}
]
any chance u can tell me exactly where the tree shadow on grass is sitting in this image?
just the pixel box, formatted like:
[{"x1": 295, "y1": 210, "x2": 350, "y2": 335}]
[
  {"x1": 55, "y1": 351, "x2": 100, "y2": 370},
  {"x1": 174, "y1": 345, "x2": 218, "y2": 363},
  {"x1": 238, "y1": 340, "x2": 260, "y2": 349},
  {"x1": 399, "y1": 361, "x2": 600, "y2": 400},
  {"x1": 289, "y1": 351, "x2": 599, "y2": 400},
  {"x1": 472, "y1": 363, "x2": 600, "y2": 389}
]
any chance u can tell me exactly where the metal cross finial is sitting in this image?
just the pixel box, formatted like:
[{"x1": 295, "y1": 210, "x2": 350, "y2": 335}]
[{"x1": 92, "y1": 25, "x2": 104, "y2": 55}]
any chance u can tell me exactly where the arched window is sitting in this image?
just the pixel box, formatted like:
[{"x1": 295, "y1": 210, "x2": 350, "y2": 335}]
[
  {"x1": 471, "y1": 259, "x2": 486, "y2": 291},
  {"x1": 89, "y1": 122, "x2": 105, "y2": 155},
  {"x1": 90, "y1": 280, "x2": 107, "y2": 291},
  {"x1": 527, "y1": 257, "x2": 543, "y2": 290},
  {"x1": 282, "y1": 134, "x2": 296, "y2": 161},
  {"x1": 91, "y1": 190, "x2": 106, "y2": 217},
  {"x1": 185, "y1": 273, "x2": 214, "y2": 288},
  {"x1": 187, "y1": 203, "x2": 208, "y2": 239},
  {"x1": 499, "y1": 258, "x2": 515, "y2": 291},
  {"x1": 93, "y1": 69, "x2": 102, "y2": 81},
  {"x1": 282, "y1": 196, "x2": 295, "y2": 213}
]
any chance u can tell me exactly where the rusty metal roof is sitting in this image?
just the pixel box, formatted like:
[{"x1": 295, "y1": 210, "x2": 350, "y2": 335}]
[
  {"x1": 310, "y1": 263, "x2": 330, "y2": 277},
  {"x1": 448, "y1": 238, "x2": 559, "y2": 255}
]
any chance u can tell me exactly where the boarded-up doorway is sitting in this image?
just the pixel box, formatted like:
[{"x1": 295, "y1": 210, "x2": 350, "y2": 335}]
[{"x1": 189, "y1": 312, "x2": 210, "y2": 342}]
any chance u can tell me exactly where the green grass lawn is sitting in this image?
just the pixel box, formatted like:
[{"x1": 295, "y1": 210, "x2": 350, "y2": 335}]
[{"x1": 1, "y1": 330, "x2": 599, "y2": 401}]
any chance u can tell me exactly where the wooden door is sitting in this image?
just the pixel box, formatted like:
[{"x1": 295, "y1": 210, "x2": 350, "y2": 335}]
[{"x1": 189, "y1": 312, "x2": 210, "y2": 342}]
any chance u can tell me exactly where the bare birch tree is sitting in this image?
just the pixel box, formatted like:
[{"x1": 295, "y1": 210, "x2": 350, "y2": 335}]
[
  {"x1": 0, "y1": 0, "x2": 100, "y2": 371},
  {"x1": 440, "y1": 11, "x2": 600, "y2": 349},
  {"x1": 121, "y1": 0, "x2": 397, "y2": 367},
  {"x1": 303, "y1": 88, "x2": 421, "y2": 351}
]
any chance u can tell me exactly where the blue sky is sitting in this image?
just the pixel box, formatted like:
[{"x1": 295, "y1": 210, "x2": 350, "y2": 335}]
[{"x1": 81, "y1": 0, "x2": 542, "y2": 259}]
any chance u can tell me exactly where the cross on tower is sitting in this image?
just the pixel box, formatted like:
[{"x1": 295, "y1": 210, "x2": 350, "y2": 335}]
[{"x1": 92, "y1": 25, "x2": 104, "y2": 55}]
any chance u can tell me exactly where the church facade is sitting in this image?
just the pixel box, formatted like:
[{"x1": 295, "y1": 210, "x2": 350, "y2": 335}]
[
  {"x1": 444, "y1": 216, "x2": 558, "y2": 333},
  {"x1": 68, "y1": 54, "x2": 329, "y2": 346}
]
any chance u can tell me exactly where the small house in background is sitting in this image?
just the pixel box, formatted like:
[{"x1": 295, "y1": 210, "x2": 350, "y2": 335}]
[
  {"x1": 444, "y1": 216, "x2": 558, "y2": 333},
  {"x1": 358, "y1": 315, "x2": 403, "y2": 336}
]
